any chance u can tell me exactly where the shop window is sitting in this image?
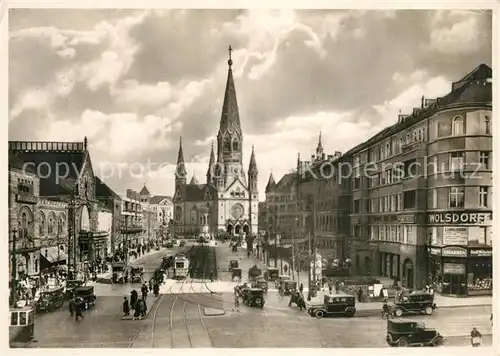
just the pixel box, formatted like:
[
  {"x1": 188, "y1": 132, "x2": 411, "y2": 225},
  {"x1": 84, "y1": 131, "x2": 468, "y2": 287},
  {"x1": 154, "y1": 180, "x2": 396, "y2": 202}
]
[
  {"x1": 479, "y1": 186, "x2": 489, "y2": 208},
  {"x1": 449, "y1": 187, "x2": 465, "y2": 208},
  {"x1": 479, "y1": 151, "x2": 490, "y2": 169},
  {"x1": 403, "y1": 190, "x2": 416, "y2": 209},
  {"x1": 452, "y1": 116, "x2": 464, "y2": 136},
  {"x1": 449, "y1": 152, "x2": 464, "y2": 171}
]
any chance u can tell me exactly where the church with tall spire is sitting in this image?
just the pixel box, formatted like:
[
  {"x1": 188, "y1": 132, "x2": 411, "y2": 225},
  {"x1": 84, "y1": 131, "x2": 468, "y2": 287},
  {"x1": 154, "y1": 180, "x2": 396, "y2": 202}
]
[{"x1": 172, "y1": 46, "x2": 259, "y2": 238}]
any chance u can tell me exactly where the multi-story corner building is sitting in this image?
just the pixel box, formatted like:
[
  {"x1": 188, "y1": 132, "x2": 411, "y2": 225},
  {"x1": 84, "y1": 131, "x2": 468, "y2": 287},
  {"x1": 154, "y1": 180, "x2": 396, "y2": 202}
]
[
  {"x1": 173, "y1": 48, "x2": 259, "y2": 238},
  {"x1": 149, "y1": 195, "x2": 173, "y2": 243},
  {"x1": 8, "y1": 138, "x2": 99, "y2": 277},
  {"x1": 343, "y1": 64, "x2": 492, "y2": 292},
  {"x1": 120, "y1": 190, "x2": 143, "y2": 250},
  {"x1": 95, "y1": 177, "x2": 122, "y2": 254}
]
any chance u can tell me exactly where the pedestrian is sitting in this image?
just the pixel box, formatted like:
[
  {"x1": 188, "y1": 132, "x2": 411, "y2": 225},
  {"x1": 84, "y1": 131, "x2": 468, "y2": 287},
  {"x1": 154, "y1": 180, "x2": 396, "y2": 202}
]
[
  {"x1": 153, "y1": 283, "x2": 159, "y2": 298},
  {"x1": 69, "y1": 298, "x2": 75, "y2": 316},
  {"x1": 122, "y1": 296, "x2": 130, "y2": 316},
  {"x1": 299, "y1": 283, "x2": 304, "y2": 293},
  {"x1": 140, "y1": 298, "x2": 147, "y2": 318},
  {"x1": 357, "y1": 287, "x2": 363, "y2": 303},
  {"x1": 133, "y1": 300, "x2": 141, "y2": 320},
  {"x1": 328, "y1": 282, "x2": 333, "y2": 294},
  {"x1": 210, "y1": 271, "x2": 214, "y2": 282},
  {"x1": 75, "y1": 298, "x2": 84, "y2": 321},
  {"x1": 130, "y1": 289, "x2": 138, "y2": 310},
  {"x1": 148, "y1": 279, "x2": 153, "y2": 292},
  {"x1": 141, "y1": 283, "x2": 148, "y2": 300},
  {"x1": 234, "y1": 295, "x2": 240, "y2": 310},
  {"x1": 470, "y1": 327, "x2": 482, "y2": 347}
]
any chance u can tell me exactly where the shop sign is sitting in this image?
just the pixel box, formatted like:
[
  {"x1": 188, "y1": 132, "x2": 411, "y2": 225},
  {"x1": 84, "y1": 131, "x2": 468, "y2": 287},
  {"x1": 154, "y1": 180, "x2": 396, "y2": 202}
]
[
  {"x1": 397, "y1": 214, "x2": 415, "y2": 224},
  {"x1": 428, "y1": 247, "x2": 441, "y2": 256},
  {"x1": 427, "y1": 212, "x2": 492, "y2": 225},
  {"x1": 469, "y1": 249, "x2": 492, "y2": 257},
  {"x1": 441, "y1": 246, "x2": 467, "y2": 257},
  {"x1": 443, "y1": 226, "x2": 468, "y2": 245},
  {"x1": 443, "y1": 262, "x2": 466, "y2": 274}
]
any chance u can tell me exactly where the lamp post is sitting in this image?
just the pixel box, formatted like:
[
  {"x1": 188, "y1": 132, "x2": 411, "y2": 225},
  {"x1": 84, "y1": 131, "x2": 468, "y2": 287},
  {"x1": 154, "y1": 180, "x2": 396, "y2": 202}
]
[{"x1": 10, "y1": 228, "x2": 18, "y2": 307}]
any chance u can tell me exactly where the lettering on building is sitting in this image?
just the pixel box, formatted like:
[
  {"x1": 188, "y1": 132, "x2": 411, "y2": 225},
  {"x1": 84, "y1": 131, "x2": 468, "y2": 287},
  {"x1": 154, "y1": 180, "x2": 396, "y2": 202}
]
[
  {"x1": 427, "y1": 212, "x2": 492, "y2": 225},
  {"x1": 441, "y1": 247, "x2": 467, "y2": 257}
]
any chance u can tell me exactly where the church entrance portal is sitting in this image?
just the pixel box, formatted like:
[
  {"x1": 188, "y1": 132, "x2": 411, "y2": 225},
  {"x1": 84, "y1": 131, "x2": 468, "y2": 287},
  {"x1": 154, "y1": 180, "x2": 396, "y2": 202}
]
[
  {"x1": 235, "y1": 225, "x2": 241, "y2": 235},
  {"x1": 226, "y1": 224, "x2": 233, "y2": 234},
  {"x1": 243, "y1": 224, "x2": 249, "y2": 235}
]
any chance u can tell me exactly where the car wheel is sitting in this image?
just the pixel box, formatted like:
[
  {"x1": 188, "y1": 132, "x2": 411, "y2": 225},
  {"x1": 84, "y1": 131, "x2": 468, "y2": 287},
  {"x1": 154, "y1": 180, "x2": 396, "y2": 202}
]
[
  {"x1": 315, "y1": 310, "x2": 325, "y2": 319},
  {"x1": 255, "y1": 298, "x2": 262, "y2": 305},
  {"x1": 395, "y1": 308, "x2": 403, "y2": 317},
  {"x1": 425, "y1": 306, "x2": 433, "y2": 315},
  {"x1": 345, "y1": 309, "x2": 354, "y2": 318},
  {"x1": 397, "y1": 337, "x2": 409, "y2": 347},
  {"x1": 433, "y1": 337, "x2": 444, "y2": 347}
]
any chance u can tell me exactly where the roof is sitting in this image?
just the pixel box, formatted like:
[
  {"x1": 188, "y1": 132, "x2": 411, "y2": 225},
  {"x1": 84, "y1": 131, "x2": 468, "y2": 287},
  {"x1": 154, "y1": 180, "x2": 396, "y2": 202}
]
[
  {"x1": 219, "y1": 64, "x2": 242, "y2": 135},
  {"x1": 8, "y1": 142, "x2": 87, "y2": 196},
  {"x1": 265, "y1": 173, "x2": 276, "y2": 193},
  {"x1": 140, "y1": 185, "x2": 150, "y2": 196},
  {"x1": 178, "y1": 183, "x2": 216, "y2": 201},
  {"x1": 248, "y1": 146, "x2": 258, "y2": 173},
  {"x1": 95, "y1": 176, "x2": 121, "y2": 200},
  {"x1": 149, "y1": 195, "x2": 172, "y2": 205},
  {"x1": 8, "y1": 152, "x2": 37, "y2": 174},
  {"x1": 275, "y1": 173, "x2": 296, "y2": 190},
  {"x1": 343, "y1": 63, "x2": 492, "y2": 158}
]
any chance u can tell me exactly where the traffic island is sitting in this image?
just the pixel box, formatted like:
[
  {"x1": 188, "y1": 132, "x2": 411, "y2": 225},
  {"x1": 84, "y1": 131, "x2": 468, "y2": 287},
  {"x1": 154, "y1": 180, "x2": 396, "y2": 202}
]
[{"x1": 203, "y1": 307, "x2": 225, "y2": 316}]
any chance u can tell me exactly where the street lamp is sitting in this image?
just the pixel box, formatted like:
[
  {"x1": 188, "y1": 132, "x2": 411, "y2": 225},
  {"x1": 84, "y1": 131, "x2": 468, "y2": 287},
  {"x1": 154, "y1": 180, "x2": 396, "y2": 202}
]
[{"x1": 10, "y1": 228, "x2": 18, "y2": 307}]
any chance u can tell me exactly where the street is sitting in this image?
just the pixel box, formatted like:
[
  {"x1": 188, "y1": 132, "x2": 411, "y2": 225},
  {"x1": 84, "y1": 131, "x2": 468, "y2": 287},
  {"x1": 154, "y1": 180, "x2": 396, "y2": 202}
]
[{"x1": 31, "y1": 243, "x2": 492, "y2": 348}]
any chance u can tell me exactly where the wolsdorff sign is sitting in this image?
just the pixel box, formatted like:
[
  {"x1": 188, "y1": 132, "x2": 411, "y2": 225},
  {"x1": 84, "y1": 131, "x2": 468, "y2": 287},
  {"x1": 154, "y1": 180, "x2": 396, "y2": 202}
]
[{"x1": 427, "y1": 212, "x2": 492, "y2": 225}]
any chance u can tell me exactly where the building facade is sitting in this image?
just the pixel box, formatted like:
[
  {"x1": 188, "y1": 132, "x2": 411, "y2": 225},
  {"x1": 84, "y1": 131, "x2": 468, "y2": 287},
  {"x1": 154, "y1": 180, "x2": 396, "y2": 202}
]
[
  {"x1": 9, "y1": 138, "x2": 99, "y2": 278},
  {"x1": 120, "y1": 193, "x2": 143, "y2": 250},
  {"x1": 173, "y1": 48, "x2": 259, "y2": 238},
  {"x1": 149, "y1": 195, "x2": 173, "y2": 244},
  {"x1": 342, "y1": 64, "x2": 492, "y2": 292},
  {"x1": 95, "y1": 177, "x2": 122, "y2": 254}
]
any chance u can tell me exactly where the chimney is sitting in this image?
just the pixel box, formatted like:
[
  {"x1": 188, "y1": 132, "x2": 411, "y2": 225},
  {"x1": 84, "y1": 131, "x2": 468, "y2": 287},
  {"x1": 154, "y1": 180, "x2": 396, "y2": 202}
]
[
  {"x1": 421, "y1": 95, "x2": 425, "y2": 108},
  {"x1": 398, "y1": 114, "x2": 409, "y2": 123}
]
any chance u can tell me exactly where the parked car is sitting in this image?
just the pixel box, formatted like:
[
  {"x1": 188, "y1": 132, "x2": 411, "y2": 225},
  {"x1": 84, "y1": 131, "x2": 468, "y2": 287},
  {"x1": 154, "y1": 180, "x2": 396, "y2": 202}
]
[
  {"x1": 386, "y1": 319, "x2": 444, "y2": 347},
  {"x1": 392, "y1": 292, "x2": 436, "y2": 317},
  {"x1": 308, "y1": 293, "x2": 356, "y2": 318},
  {"x1": 74, "y1": 286, "x2": 97, "y2": 310}
]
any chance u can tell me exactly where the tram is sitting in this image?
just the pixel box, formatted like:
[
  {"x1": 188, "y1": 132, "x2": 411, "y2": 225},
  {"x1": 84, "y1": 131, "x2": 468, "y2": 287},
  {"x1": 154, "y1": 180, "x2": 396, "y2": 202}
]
[
  {"x1": 173, "y1": 256, "x2": 190, "y2": 279},
  {"x1": 10, "y1": 306, "x2": 35, "y2": 347}
]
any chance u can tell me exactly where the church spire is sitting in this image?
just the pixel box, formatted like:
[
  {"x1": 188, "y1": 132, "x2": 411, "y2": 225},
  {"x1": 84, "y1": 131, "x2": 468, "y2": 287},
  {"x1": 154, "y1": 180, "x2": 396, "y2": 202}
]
[
  {"x1": 249, "y1": 145, "x2": 258, "y2": 174},
  {"x1": 316, "y1": 131, "x2": 324, "y2": 157},
  {"x1": 175, "y1": 136, "x2": 187, "y2": 188},
  {"x1": 190, "y1": 173, "x2": 199, "y2": 185},
  {"x1": 218, "y1": 45, "x2": 242, "y2": 136},
  {"x1": 206, "y1": 141, "x2": 215, "y2": 184},
  {"x1": 265, "y1": 172, "x2": 276, "y2": 193}
]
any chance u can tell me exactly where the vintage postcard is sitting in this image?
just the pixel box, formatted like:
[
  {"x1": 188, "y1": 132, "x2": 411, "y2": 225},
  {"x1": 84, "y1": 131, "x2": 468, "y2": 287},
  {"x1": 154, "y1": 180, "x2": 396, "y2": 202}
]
[{"x1": 3, "y1": 1, "x2": 496, "y2": 352}]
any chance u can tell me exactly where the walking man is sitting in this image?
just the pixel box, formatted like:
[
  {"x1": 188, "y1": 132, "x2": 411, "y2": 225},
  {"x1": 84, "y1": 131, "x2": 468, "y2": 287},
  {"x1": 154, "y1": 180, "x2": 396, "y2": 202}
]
[
  {"x1": 75, "y1": 298, "x2": 84, "y2": 321},
  {"x1": 471, "y1": 327, "x2": 482, "y2": 347},
  {"x1": 69, "y1": 297, "x2": 75, "y2": 317},
  {"x1": 122, "y1": 296, "x2": 130, "y2": 317}
]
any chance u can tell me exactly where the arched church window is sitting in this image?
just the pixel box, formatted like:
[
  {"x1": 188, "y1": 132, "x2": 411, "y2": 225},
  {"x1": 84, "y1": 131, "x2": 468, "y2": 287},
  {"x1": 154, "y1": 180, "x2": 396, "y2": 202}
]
[
  {"x1": 224, "y1": 139, "x2": 231, "y2": 152},
  {"x1": 233, "y1": 140, "x2": 239, "y2": 151}
]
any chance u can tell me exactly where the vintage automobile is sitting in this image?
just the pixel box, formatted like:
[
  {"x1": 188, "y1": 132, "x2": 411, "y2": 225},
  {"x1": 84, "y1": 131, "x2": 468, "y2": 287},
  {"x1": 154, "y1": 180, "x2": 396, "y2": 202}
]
[
  {"x1": 248, "y1": 265, "x2": 262, "y2": 281},
  {"x1": 231, "y1": 268, "x2": 242, "y2": 281},
  {"x1": 74, "y1": 286, "x2": 97, "y2": 310},
  {"x1": 251, "y1": 277, "x2": 268, "y2": 292},
  {"x1": 166, "y1": 241, "x2": 174, "y2": 248},
  {"x1": 229, "y1": 260, "x2": 239, "y2": 271},
  {"x1": 232, "y1": 244, "x2": 238, "y2": 252},
  {"x1": 392, "y1": 292, "x2": 437, "y2": 317},
  {"x1": 65, "y1": 279, "x2": 85, "y2": 299},
  {"x1": 38, "y1": 286, "x2": 65, "y2": 312},
  {"x1": 179, "y1": 240, "x2": 186, "y2": 247},
  {"x1": 130, "y1": 265, "x2": 144, "y2": 283},
  {"x1": 162, "y1": 255, "x2": 174, "y2": 269},
  {"x1": 234, "y1": 283, "x2": 250, "y2": 297},
  {"x1": 242, "y1": 288, "x2": 265, "y2": 308},
  {"x1": 275, "y1": 274, "x2": 291, "y2": 289},
  {"x1": 386, "y1": 319, "x2": 444, "y2": 347},
  {"x1": 308, "y1": 293, "x2": 356, "y2": 318},
  {"x1": 282, "y1": 280, "x2": 297, "y2": 296},
  {"x1": 112, "y1": 262, "x2": 128, "y2": 283},
  {"x1": 265, "y1": 268, "x2": 279, "y2": 281}
]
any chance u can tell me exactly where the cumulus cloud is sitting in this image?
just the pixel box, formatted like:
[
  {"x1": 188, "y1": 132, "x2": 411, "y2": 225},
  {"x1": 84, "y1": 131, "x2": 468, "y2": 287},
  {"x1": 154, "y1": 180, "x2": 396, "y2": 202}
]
[{"x1": 8, "y1": 9, "x2": 492, "y2": 199}]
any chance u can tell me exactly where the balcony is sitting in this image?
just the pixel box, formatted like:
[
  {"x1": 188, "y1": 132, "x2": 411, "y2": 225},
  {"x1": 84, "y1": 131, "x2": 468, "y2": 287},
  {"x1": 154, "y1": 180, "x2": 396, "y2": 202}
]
[
  {"x1": 121, "y1": 225, "x2": 143, "y2": 233},
  {"x1": 401, "y1": 141, "x2": 426, "y2": 154},
  {"x1": 16, "y1": 193, "x2": 38, "y2": 205}
]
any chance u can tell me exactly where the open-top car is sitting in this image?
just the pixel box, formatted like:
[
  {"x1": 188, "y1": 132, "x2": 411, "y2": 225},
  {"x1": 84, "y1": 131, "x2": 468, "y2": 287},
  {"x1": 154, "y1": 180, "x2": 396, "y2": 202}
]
[
  {"x1": 308, "y1": 293, "x2": 356, "y2": 318},
  {"x1": 251, "y1": 277, "x2": 268, "y2": 292},
  {"x1": 130, "y1": 265, "x2": 144, "y2": 283},
  {"x1": 65, "y1": 279, "x2": 85, "y2": 299},
  {"x1": 74, "y1": 286, "x2": 96, "y2": 310},
  {"x1": 229, "y1": 260, "x2": 239, "y2": 271},
  {"x1": 275, "y1": 274, "x2": 291, "y2": 289},
  {"x1": 242, "y1": 288, "x2": 265, "y2": 308},
  {"x1": 386, "y1": 319, "x2": 444, "y2": 347},
  {"x1": 234, "y1": 283, "x2": 250, "y2": 297},
  {"x1": 38, "y1": 286, "x2": 65, "y2": 312},
  {"x1": 282, "y1": 280, "x2": 297, "y2": 296},
  {"x1": 392, "y1": 292, "x2": 437, "y2": 317}
]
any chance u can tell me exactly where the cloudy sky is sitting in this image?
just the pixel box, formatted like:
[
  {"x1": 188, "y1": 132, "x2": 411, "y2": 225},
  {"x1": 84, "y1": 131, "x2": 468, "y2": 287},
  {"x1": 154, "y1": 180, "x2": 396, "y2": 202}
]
[{"x1": 8, "y1": 9, "x2": 492, "y2": 200}]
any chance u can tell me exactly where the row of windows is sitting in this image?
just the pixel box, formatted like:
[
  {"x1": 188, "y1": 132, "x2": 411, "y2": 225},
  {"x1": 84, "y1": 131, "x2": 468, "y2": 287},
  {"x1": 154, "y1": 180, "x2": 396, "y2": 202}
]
[
  {"x1": 428, "y1": 186, "x2": 490, "y2": 209},
  {"x1": 369, "y1": 225, "x2": 417, "y2": 245},
  {"x1": 355, "y1": 190, "x2": 417, "y2": 214}
]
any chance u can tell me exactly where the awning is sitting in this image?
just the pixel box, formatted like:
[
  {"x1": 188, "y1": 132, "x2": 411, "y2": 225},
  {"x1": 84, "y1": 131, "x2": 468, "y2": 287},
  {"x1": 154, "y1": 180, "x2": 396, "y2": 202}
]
[{"x1": 40, "y1": 247, "x2": 67, "y2": 263}]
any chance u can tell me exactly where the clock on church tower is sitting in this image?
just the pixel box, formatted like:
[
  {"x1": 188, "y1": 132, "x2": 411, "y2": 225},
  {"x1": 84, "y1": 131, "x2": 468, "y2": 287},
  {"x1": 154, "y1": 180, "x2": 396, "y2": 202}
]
[{"x1": 231, "y1": 204, "x2": 244, "y2": 219}]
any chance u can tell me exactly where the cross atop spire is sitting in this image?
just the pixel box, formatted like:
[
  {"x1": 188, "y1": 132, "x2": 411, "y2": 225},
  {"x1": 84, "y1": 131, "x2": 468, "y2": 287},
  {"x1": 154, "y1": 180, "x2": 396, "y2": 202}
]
[
  {"x1": 316, "y1": 131, "x2": 324, "y2": 157},
  {"x1": 228, "y1": 45, "x2": 233, "y2": 68}
]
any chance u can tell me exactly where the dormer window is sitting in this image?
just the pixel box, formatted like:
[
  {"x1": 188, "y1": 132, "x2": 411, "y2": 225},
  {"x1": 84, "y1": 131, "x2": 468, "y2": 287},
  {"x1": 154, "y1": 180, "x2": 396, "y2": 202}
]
[{"x1": 452, "y1": 116, "x2": 464, "y2": 136}]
